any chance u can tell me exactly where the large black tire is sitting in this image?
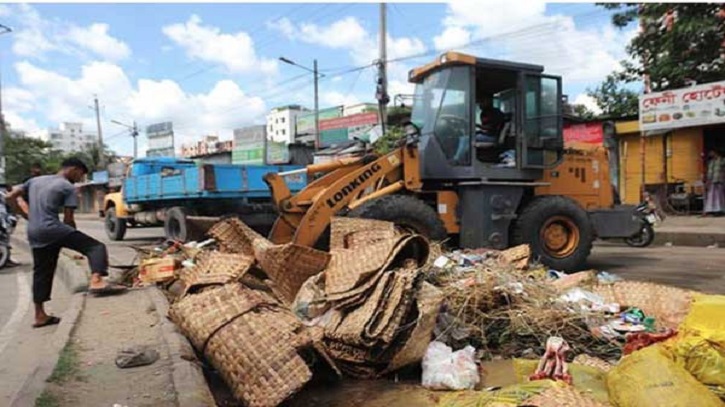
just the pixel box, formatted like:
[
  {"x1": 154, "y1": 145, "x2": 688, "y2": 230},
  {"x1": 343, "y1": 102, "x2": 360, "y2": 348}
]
[
  {"x1": 348, "y1": 195, "x2": 447, "y2": 242},
  {"x1": 164, "y1": 207, "x2": 190, "y2": 242},
  {"x1": 105, "y1": 206, "x2": 127, "y2": 241},
  {"x1": 625, "y1": 223, "x2": 655, "y2": 248},
  {"x1": 512, "y1": 196, "x2": 594, "y2": 272}
]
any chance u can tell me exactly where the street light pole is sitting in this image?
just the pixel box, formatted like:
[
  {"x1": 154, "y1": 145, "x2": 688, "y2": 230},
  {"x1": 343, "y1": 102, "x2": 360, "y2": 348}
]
[
  {"x1": 0, "y1": 24, "x2": 12, "y2": 185},
  {"x1": 313, "y1": 59, "x2": 320, "y2": 150},
  {"x1": 279, "y1": 57, "x2": 324, "y2": 151}
]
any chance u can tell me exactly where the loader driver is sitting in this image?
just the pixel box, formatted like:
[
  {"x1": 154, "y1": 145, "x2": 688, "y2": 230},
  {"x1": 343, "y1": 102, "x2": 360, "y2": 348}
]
[{"x1": 453, "y1": 95, "x2": 506, "y2": 164}]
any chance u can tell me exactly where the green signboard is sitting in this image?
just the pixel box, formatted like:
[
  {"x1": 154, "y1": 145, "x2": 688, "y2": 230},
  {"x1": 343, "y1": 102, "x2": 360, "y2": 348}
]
[
  {"x1": 319, "y1": 128, "x2": 349, "y2": 147},
  {"x1": 266, "y1": 140, "x2": 290, "y2": 164},
  {"x1": 232, "y1": 145, "x2": 264, "y2": 165},
  {"x1": 296, "y1": 107, "x2": 343, "y2": 135}
]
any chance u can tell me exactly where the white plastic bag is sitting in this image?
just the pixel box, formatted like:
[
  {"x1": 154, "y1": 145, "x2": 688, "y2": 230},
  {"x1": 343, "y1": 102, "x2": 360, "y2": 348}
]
[{"x1": 421, "y1": 341, "x2": 480, "y2": 390}]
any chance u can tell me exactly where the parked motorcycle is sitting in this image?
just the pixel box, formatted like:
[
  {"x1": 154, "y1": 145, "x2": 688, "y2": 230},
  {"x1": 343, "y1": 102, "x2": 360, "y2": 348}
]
[
  {"x1": 624, "y1": 195, "x2": 662, "y2": 248},
  {"x1": 0, "y1": 191, "x2": 18, "y2": 268}
]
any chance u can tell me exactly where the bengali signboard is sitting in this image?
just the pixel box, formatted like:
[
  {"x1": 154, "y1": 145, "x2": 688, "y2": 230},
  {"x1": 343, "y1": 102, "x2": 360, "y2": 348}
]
[
  {"x1": 563, "y1": 122, "x2": 603, "y2": 149},
  {"x1": 639, "y1": 80, "x2": 725, "y2": 132},
  {"x1": 232, "y1": 126, "x2": 265, "y2": 165},
  {"x1": 266, "y1": 140, "x2": 290, "y2": 164},
  {"x1": 296, "y1": 107, "x2": 343, "y2": 135},
  {"x1": 146, "y1": 121, "x2": 174, "y2": 157}
]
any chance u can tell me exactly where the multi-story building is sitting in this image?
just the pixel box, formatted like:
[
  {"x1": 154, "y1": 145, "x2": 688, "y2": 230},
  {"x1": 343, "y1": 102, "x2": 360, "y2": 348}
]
[
  {"x1": 38, "y1": 122, "x2": 98, "y2": 153},
  {"x1": 181, "y1": 135, "x2": 233, "y2": 159},
  {"x1": 146, "y1": 122, "x2": 175, "y2": 157},
  {"x1": 266, "y1": 105, "x2": 308, "y2": 144}
]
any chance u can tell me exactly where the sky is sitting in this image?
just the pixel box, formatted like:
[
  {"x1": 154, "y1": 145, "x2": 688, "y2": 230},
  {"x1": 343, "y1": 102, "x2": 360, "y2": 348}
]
[{"x1": 0, "y1": 1, "x2": 638, "y2": 157}]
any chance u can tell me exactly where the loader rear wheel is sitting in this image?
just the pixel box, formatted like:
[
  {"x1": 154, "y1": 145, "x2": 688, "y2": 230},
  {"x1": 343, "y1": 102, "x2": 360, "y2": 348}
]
[
  {"x1": 348, "y1": 195, "x2": 447, "y2": 242},
  {"x1": 512, "y1": 196, "x2": 593, "y2": 272}
]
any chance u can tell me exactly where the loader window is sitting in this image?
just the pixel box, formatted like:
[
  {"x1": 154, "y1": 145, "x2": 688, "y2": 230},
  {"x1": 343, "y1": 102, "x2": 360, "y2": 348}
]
[{"x1": 411, "y1": 65, "x2": 472, "y2": 166}]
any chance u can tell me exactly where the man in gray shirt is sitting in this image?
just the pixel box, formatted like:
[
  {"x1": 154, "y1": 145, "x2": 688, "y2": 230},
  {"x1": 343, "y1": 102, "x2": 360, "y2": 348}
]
[{"x1": 8, "y1": 158, "x2": 126, "y2": 328}]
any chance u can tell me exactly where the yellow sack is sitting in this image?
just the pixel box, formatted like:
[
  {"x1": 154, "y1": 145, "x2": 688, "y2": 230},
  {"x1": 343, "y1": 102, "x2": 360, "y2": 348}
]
[
  {"x1": 513, "y1": 359, "x2": 609, "y2": 404},
  {"x1": 664, "y1": 294, "x2": 725, "y2": 387},
  {"x1": 606, "y1": 345, "x2": 722, "y2": 407}
]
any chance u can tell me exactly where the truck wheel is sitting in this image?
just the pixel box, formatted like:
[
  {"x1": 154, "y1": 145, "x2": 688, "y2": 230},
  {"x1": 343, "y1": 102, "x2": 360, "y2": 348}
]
[
  {"x1": 512, "y1": 196, "x2": 593, "y2": 272},
  {"x1": 348, "y1": 195, "x2": 447, "y2": 242},
  {"x1": 105, "y1": 206, "x2": 127, "y2": 241},
  {"x1": 164, "y1": 207, "x2": 190, "y2": 242}
]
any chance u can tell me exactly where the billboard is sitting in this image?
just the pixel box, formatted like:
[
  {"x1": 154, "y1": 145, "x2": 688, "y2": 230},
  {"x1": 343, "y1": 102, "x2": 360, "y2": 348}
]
[
  {"x1": 146, "y1": 121, "x2": 174, "y2": 157},
  {"x1": 266, "y1": 140, "x2": 290, "y2": 164},
  {"x1": 318, "y1": 112, "x2": 379, "y2": 147},
  {"x1": 563, "y1": 122, "x2": 603, "y2": 149},
  {"x1": 639, "y1": 80, "x2": 725, "y2": 132},
  {"x1": 295, "y1": 107, "x2": 343, "y2": 135},
  {"x1": 232, "y1": 125, "x2": 266, "y2": 165}
]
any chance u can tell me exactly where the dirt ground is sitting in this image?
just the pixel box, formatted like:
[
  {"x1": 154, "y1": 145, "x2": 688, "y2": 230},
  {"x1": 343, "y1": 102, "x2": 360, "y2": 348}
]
[{"x1": 43, "y1": 288, "x2": 176, "y2": 407}]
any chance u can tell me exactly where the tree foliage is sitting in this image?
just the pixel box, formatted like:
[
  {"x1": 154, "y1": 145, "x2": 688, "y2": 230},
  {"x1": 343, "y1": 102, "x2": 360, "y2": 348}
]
[
  {"x1": 586, "y1": 73, "x2": 640, "y2": 118},
  {"x1": 602, "y1": 3, "x2": 725, "y2": 91}
]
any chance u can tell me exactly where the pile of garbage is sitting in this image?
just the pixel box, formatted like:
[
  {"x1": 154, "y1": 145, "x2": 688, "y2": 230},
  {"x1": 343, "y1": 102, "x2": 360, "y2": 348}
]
[{"x1": 128, "y1": 216, "x2": 725, "y2": 407}]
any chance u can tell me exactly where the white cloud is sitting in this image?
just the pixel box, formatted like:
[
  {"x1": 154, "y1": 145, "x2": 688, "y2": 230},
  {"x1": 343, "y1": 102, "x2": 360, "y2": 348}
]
[
  {"x1": 67, "y1": 23, "x2": 131, "y2": 61},
  {"x1": 573, "y1": 93, "x2": 602, "y2": 115},
  {"x1": 163, "y1": 15, "x2": 277, "y2": 75},
  {"x1": 321, "y1": 91, "x2": 361, "y2": 108},
  {"x1": 10, "y1": 61, "x2": 267, "y2": 157},
  {"x1": 434, "y1": 1, "x2": 634, "y2": 85},
  {"x1": 434, "y1": 26, "x2": 472, "y2": 51},
  {"x1": 9, "y1": 4, "x2": 131, "y2": 61}
]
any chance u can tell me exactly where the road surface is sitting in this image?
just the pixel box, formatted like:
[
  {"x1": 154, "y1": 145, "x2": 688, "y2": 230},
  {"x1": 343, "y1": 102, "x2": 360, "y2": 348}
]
[{"x1": 76, "y1": 216, "x2": 725, "y2": 294}]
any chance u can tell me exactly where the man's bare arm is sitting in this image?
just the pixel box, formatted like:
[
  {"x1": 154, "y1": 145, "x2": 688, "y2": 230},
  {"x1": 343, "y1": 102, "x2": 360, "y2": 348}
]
[
  {"x1": 63, "y1": 207, "x2": 76, "y2": 229},
  {"x1": 6, "y1": 186, "x2": 28, "y2": 219}
]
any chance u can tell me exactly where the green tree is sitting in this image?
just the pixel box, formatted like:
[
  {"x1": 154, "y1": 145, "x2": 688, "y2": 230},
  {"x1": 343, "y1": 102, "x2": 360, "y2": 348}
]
[
  {"x1": 586, "y1": 73, "x2": 640, "y2": 118},
  {"x1": 3, "y1": 134, "x2": 65, "y2": 185},
  {"x1": 601, "y1": 3, "x2": 725, "y2": 91}
]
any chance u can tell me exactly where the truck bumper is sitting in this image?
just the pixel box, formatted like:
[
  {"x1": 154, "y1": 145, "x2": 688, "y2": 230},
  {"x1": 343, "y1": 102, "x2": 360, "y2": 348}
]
[{"x1": 589, "y1": 205, "x2": 642, "y2": 239}]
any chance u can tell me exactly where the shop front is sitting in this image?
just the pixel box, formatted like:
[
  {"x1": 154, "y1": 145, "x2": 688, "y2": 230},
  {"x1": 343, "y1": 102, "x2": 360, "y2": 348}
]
[{"x1": 615, "y1": 80, "x2": 725, "y2": 210}]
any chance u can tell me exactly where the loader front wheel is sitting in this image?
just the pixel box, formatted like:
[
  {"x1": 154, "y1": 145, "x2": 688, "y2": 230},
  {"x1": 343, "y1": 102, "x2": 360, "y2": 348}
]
[
  {"x1": 512, "y1": 196, "x2": 593, "y2": 272},
  {"x1": 348, "y1": 195, "x2": 447, "y2": 242}
]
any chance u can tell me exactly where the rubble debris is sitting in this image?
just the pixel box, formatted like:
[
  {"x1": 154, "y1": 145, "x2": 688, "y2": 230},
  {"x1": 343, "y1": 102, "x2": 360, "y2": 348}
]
[
  {"x1": 128, "y1": 214, "x2": 725, "y2": 407},
  {"x1": 115, "y1": 345, "x2": 160, "y2": 369}
]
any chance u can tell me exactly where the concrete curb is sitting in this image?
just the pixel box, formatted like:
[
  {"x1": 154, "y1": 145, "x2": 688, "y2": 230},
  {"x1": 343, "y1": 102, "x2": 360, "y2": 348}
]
[
  {"x1": 653, "y1": 231, "x2": 725, "y2": 248},
  {"x1": 147, "y1": 287, "x2": 216, "y2": 407},
  {"x1": 9, "y1": 291, "x2": 86, "y2": 407}
]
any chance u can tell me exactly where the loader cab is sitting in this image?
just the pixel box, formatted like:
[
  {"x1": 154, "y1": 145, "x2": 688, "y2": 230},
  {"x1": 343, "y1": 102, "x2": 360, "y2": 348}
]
[{"x1": 408, "y1": 52, "x2": 564, "y2": 183}]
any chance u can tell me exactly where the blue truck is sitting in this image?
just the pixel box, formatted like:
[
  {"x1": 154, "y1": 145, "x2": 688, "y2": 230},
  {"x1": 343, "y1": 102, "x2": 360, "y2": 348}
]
[{"x1": 102, "y1": 157, "x2": 306, "y2": 242}]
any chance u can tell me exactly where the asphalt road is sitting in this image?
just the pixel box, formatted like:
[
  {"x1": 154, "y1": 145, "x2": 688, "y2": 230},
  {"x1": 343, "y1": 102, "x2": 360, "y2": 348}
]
[{"x1": 75, "y1": 216, "x2": 725, "y2": 294}]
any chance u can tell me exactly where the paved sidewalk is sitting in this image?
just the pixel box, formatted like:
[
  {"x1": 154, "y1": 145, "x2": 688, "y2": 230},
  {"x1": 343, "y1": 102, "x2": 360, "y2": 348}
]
[{"x1": 654, "y1": 215, "x2": 725, "y2": 247}]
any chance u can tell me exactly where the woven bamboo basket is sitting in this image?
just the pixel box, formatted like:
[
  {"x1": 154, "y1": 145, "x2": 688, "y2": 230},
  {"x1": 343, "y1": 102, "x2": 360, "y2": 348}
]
[
  {"x1": 522, "y1": 384, "x2": 610, "y2": 407},
  {"x1": 573, "y1": 354, "x2": 613, "y2": 372},
  {"x1": 169, "y1": 284, "x2": 277, "y2": 350},
  {"x1": 329, "y1": 217, "x2": 397, "y2": 251},
  {"x1": 205, "y1": 310, "x2": 313, "y2": 407},
  {"x1": 255, "y1": 242, "x2": 330, "y2": 305},
  {"x1": 592, "y1": 281, "x2": 694, "y2": 329},
  {"x1": 207, "y1": 217, "x2": 268, "y2": 255},
  {"x1": 385, "y1": 282, "x2": 444, "y2": 372},
  {"x1": 180, "y1": 252, "x2": 255, "y2": 297}
]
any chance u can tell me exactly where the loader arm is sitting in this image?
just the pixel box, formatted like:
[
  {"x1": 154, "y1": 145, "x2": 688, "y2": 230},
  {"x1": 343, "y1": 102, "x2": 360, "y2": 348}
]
[{"x1": 264, "y1": 147, "x2": 419, "y2": 246}]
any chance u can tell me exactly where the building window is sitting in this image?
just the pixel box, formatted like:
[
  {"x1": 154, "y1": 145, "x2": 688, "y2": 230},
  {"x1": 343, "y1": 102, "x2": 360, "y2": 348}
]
[
  {"x1": 282, "y1": 129, "x2": 286, "y2": 135},
  {"x1": 281, "y1": 117, "x2": 285, "y2": 123}
]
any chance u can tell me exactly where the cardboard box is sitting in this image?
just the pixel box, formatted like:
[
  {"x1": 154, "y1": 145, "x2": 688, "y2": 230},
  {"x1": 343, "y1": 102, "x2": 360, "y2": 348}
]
[{"x1": 139, "y1": 257, "x2": 178, "y2": 283}]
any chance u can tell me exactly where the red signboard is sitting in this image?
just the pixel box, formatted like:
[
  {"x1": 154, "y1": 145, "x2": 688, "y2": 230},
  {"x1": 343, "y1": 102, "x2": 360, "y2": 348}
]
[
  {"x1": 319, "y1": 112, "x2": 379, "y2": 131},
  {"x1": 563, "y1": 122, "x2": 603, "y2": 147}
]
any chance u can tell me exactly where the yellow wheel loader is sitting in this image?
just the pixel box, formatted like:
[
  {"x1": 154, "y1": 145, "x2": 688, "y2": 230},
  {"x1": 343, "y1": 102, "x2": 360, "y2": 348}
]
[{"x1": 264, "y1": 52, "x2": 642, "y2": 271}]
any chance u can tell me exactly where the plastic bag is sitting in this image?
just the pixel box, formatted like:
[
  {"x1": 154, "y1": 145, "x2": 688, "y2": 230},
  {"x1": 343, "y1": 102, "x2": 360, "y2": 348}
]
[
  {"x1": 607, "y1": 345, "x2": 722, "y2": 407},
  {"x1": 421, "y1": 341, "x2": 480, "y2": 390}
]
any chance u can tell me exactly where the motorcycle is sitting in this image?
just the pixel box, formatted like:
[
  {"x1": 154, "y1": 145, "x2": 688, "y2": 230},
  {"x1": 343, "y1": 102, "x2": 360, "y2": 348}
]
[
  {"x1": 0, "y1": 191, "x2": 18, "y2": 268},
  {"x1": 624, "y1": 195, "x2": 662, "y2": 248}
]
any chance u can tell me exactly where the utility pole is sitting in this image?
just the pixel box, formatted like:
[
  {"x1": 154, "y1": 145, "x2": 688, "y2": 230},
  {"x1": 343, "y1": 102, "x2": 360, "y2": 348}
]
[
  {"x1": 313, "y1": 59, "x2": 320, "y2": 150},
  {"x1": 0, "y1": 24, "x2": 12, "y2": 185},
  {"x1": 111, "y1": 119, "x2": 139, "y2": 159},
  {"x1": 132, "y1": 121, "x2": 138, "y2": 159},
  {"x1": 92, "y1": 95, "x2": 105, "y2": 169},
  {"x1": 376, "y1": 2, "x2": 389, "y2": 134}
]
